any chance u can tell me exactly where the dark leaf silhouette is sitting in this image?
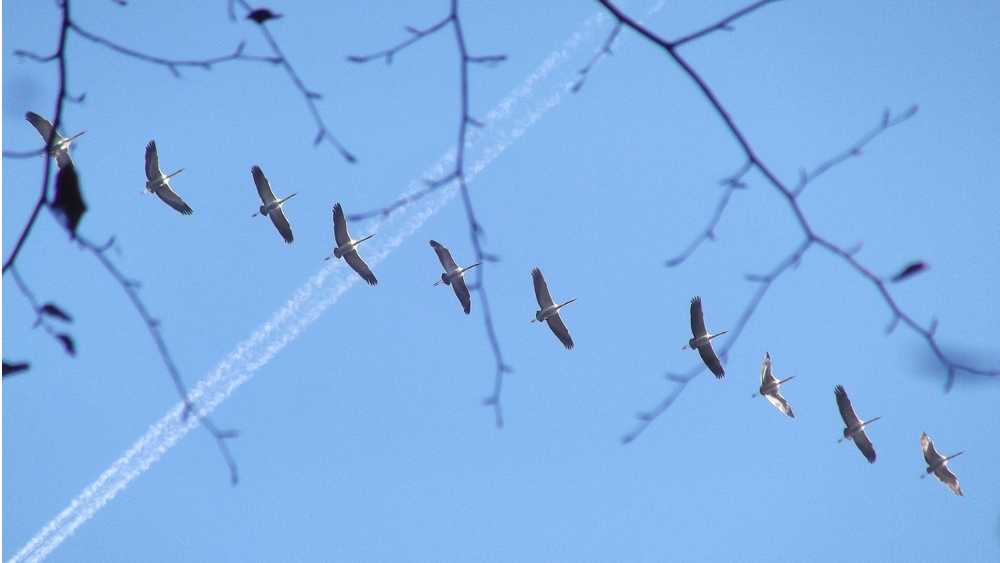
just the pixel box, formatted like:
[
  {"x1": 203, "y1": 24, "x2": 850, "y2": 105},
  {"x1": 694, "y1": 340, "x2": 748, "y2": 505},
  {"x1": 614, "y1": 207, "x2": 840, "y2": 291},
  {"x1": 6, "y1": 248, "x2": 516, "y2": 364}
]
[
  {"x1": 892, "y1": 261, "x2": 928, "y2": 282},
  {"x1": 247, "y1": 8, "x2": 281, "y2": 24},
  {"x1": 40, "y1": 303, "x2": 73, "y2": 323},
  {"x1": 56, "y1": 333, "x2": 76, "y2": 356},
  {"x1": 3, "y1": 361, "x2": 31, "y2": 377},
  {"x1": 50, "y1": 163, "x2": 86, "y2": 238}
]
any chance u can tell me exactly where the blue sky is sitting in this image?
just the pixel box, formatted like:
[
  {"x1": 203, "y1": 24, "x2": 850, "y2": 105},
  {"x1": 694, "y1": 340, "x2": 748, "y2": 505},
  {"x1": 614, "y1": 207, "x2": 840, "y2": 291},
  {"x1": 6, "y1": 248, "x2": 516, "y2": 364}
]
[{"x1": 4, "y1": 1, "x2": 999, "y2": 562}]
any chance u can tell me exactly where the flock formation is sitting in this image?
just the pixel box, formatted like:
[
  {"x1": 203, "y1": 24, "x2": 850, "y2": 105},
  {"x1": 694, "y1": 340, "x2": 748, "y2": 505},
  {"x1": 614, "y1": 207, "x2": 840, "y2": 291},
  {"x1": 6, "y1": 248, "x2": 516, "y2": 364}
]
[
  {"x1": 26, "y1": 111, "x2": 965, "y2": 497},
  {"x1": 685, "y1": 296, "x2": 965, "y2": 497}
]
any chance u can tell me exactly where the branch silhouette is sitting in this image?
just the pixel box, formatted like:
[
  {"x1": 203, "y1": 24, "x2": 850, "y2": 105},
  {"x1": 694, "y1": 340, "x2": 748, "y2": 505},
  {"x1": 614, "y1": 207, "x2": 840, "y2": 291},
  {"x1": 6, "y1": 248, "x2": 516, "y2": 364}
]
[
  {"x1": 3, "y1": 0, "x2": 238, "y2": 484},
  {"x1": 76, "y1": 234, "x2": 240, "y2": 484},
  {"x1": 594, "y1": 0, "x2": 1000, "y2": 443},
  {"x1": 11, "y1": 0, "x2": 355, "y2": 163},
  {"x1": 227, "y1": 0, "x2": 356, "y2": 161},
  {"x1": 67, "y1": 23, "x2": 280, "y2": 74},
  {"x1": 345, "y1": 0, "x2": 511, "y2": 427}
]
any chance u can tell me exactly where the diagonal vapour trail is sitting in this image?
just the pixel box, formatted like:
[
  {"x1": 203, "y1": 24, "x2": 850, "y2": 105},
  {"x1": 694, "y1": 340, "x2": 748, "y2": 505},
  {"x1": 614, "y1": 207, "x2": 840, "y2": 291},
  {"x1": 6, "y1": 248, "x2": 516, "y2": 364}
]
[{"x1": 7, "y1": 11, "x2": 635, "y2": 563}]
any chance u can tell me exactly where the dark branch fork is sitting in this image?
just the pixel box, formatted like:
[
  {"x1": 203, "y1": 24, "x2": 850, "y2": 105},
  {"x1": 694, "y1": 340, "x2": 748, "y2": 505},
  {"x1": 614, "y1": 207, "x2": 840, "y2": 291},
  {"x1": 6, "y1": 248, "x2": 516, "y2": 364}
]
[
  {"x1": 346, "y1": 0, "x2": 511, "y2": 427},
  {"x1": 4, "y1": 0, "x2": 238, "y2": 483},
  {"x1": 594, "y1": 0, "x2": 998, "y2": 443}
]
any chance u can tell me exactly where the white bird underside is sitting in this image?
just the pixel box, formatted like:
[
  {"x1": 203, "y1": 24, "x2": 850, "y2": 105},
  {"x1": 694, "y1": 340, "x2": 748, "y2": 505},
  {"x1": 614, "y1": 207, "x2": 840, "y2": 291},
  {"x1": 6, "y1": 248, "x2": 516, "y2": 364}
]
[
  {"x1": 757, "y1": 352, "x2": 794, "y2": 417},
  {"x1": 251, "y1": 165, "x2": 295, "y2": 243},
  {"x1": 430, "y1": 240, "x2": 478, "y2": 314},
  {"x1": 687, "y1": 296, "x2": 725, "y2": 378},
  {"x1": 144, "y1": 141, "x2": 192, "y2": 215},
  {"x1": 531, "y1": 268, "x2": 574, "y2": 349},
  {"x1": 331, "y1": 203, "x2": 377, "y2": 286},
  {"x1": 25, "y1": 111, "x2": 83, "y2": 169},
  {"x1": 835, "y1": 385, "x2": 878, "y2": 463},
  {"x1": 921, "y1": 432, "x2": 964, "y2": 496}
]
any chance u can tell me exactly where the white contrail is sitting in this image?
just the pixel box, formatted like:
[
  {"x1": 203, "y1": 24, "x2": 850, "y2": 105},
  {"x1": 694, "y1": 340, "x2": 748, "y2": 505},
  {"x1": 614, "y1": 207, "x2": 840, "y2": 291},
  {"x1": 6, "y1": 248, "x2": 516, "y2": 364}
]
[{"x1": 7, "y1": 12, "x2": 622, "y2": 563}]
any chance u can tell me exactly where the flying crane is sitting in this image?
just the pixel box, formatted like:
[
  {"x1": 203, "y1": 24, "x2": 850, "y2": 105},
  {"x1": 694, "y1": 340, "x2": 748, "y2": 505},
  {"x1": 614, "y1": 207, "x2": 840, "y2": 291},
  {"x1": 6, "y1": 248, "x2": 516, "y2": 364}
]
[
  {"x1": 531, "y1": 268, "x2": 576, "y2": 349},
  {"x1": 326, "y1": 203, "x2": 377, "y2": 286},
  {"x1": 430, "y1": 240, "x2": 481, "y2": 314},
  {"x1": 251, "y1": 165, "x2": 297, "y2": 243},
  {"x1": 683, "y1": 296, "x2": 727, "y2": 378},
  {"x1": 142, "y1": 141, "x2": 192, "y2": 215},
  {"x1": 835, "y1": 385, "x2": 881, "y2": 463}
]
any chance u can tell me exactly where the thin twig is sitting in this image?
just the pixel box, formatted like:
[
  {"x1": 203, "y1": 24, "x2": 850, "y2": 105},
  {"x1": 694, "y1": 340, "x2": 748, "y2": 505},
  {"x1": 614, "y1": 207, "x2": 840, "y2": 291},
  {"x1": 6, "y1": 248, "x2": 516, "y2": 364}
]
[
  {"x1": 69, "y1": 23, "x2": 279, "y2": 76},
  {"x1": 572, "y1": 21, "x2": 621, "y2": 92},
  {"x1": 672, "y1": 0, "x2": 782, "y2": 47}
]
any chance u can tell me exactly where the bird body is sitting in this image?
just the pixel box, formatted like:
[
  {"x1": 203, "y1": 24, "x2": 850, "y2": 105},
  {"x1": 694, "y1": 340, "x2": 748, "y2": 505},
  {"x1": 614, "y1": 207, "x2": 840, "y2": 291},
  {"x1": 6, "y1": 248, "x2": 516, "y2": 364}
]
[
  {"x1": 142, "y1": 141, "x2": 192, "y2": 215},
  {"x1": 683, "y1": 296, "x2": 727, "y2": 378},
  {"x1": 531, "y1": 268, "x2": 576, "y2": 349},
  {"x1": 835, "y1": 385, "x2": 880, "y2": 463},
  {"x1": 251, "y1": 165, "x2": 296, "y2": 243},
  {"x1": 25, "y1": 111, "x2": 85, "y2": 169},
  {"x1": 753, "y1": 352, "x2": 795, "y2": 417},
  {"x1": 430, "y1": 240, "x2": 481, "y2": 314},
  {"x1": 326, "y1": 203, "x2": 377, "y2": 285},
  {"x1": 920, "y1": 432, "x2": 964, "y2": 496}
]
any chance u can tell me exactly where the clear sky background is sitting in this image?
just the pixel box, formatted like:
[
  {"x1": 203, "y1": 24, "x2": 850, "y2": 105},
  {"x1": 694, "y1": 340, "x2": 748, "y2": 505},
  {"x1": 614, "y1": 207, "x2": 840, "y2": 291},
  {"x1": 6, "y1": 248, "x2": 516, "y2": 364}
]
[{"x1": 4, "y1": 1, "x2": 999, "y2": 562}]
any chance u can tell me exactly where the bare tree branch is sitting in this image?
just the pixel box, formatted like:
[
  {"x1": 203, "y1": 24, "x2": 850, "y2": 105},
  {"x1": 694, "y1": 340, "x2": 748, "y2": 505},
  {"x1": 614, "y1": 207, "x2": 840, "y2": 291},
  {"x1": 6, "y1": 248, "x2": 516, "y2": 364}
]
[
  {"x1": 228, "y1": 0, "x2": 356, "y2": 161},
  {"x1": 3, "y1": 0, "x2": 239, "y2": 484},
  {"x1": 595, "y1": 0, "x2": 999, "y2": 443},
  {"x1": 346, "y1": 0, "x2": 510, "y2": 427},
  {"x1": 69, "y1": 23, "x2": 280, "y2": 75},
  {"x1": 75, "y1": 234, "x2": 240, "y2": 484},
  {"x1": 15, "y1": 1, "x2": 356, "y2": 162}
]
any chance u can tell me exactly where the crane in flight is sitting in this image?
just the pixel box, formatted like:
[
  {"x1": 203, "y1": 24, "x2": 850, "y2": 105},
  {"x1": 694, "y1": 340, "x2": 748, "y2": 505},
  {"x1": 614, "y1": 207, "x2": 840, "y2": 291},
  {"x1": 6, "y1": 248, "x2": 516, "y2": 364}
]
[
  {"x1": 430, "y1": 240, "x2": 481, "y2": 314},
  {"x1": 251, "y1": 165, "x2": 297, "y2": 243},
  {"x1": 835, "y1": 385, "x2": 881, "y2": 464},
  {"x1": 920, "y1": 432, "x2": 964, "y2": 497},
  {"x1": 25, "y1": 111, "x2": 86, "y2": 169},
  {"x1": 326, "y1": 203, "x2": 377, "y2": 286},
  {"x1": 531, "y1": 268, "x2": 576, "y2": 349},
  {"x1": 683, "y1": 296, "x2": 727, "y2": 378},
  {"x1": 752, "y1": 352, "x2": 795, "y2": 418},
  {"x1": 142, "y1": 141, "x2": 192, "y2": 215}
]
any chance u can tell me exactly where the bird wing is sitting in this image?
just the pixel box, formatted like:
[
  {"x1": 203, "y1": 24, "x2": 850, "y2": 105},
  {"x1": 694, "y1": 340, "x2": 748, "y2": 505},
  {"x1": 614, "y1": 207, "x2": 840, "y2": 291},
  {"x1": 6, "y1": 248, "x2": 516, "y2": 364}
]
[
  {"x1": 765, "y1": 391, "x2": 794, "y2": 418},
  {"x1": 25, "y1": 111, "x2": 57, "y2": 144},
  {"x1": 269, "y1": 208, "x2": 294, "y2": 243},
  {"x1": 853, "y1": 428, "x2": 877, "y2": 463},
  {"x1": 698, "y1": 342, "x2": 725, "y2": 378},
  {"x1": 546, "y1": 312, "x2": 574, "y2": 349},
  {"x1": 452, "y1": 275, "x2": 472, "y2": 314},
  {"x1": 429, "y1": 240, "x2": 460, "y2": 272},
  {"x1": 251, "y1": 165, "x2": 276, "y2": 204},
  {"x1": 834, "y1": 385, "x2": 862, "y2": 427},
  {"x1": 690, "y1": 296, "x2": 708, "y2": 338},
  {"x1": 344, "y1": 248, "x2": 377, "y2": 286},
  {"x1": 531, "y1": 268, "x2": 555, "y2": 309},
  {"x1": 920, "y1": 432, "x2": 942, "y2": 465},
  {"x1": 760, "y1": 352, "x2": 774, "y2": 385},
  {"x1": 934, "y1": 466, "x2": 963, "y2": 497},
  {"x1": 332, "y1": 203, "x2": 352, "y2": 246},
  {"x1": 54, "y1": 150, "x2": 75, "y2": 170},
  {"x1": 153, "y1": 186, "x2": 193, "y2": 215},
  {"x1": 144, "y1": 141, "x2": 161, "y2": 181}
]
